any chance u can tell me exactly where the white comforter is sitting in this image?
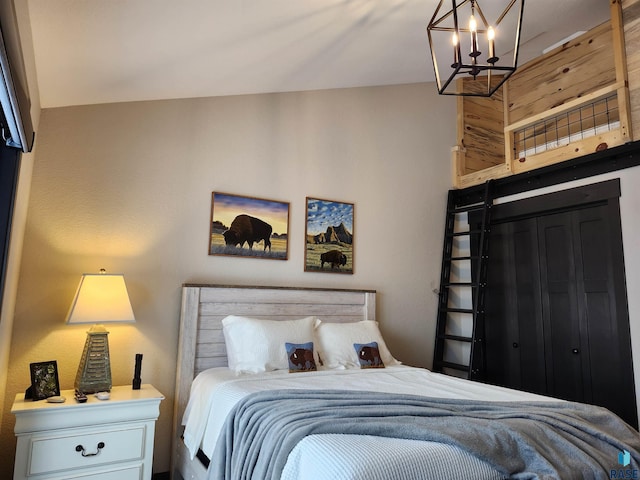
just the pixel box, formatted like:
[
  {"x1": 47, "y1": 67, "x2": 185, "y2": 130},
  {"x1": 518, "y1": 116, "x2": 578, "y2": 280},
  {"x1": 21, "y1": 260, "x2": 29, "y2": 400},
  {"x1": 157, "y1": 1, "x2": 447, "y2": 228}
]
[
  {"x1": 182, "y1": 365, "x2": 553, "y2": 464},
  {"x1": 281, "y1": 433, "x2": 506, "y2": 480}
]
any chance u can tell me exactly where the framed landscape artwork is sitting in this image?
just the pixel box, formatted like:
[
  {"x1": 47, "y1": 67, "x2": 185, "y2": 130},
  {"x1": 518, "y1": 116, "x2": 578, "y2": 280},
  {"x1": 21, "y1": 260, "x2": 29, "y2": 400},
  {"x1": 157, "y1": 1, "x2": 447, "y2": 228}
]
[
  {"x1": 210, "y1": 192, "x2": 289, "y2": 259},
  {"x1": 305, "y1": 197, "x2": 354, "y2": 274}
]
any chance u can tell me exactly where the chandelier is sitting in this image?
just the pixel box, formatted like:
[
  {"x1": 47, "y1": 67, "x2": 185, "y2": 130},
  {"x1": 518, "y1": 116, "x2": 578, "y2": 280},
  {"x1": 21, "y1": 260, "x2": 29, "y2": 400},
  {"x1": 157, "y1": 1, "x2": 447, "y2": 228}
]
[{"x1": 427, "y1": 0, "x2": 525, "y2": 97}]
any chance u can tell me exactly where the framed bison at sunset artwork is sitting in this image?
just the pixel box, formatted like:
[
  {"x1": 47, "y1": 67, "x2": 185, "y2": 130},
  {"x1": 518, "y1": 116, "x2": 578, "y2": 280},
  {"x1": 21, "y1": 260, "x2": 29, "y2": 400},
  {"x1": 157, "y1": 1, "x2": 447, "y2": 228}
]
[
  {"x1": 305, "y1": 197, "x2": 354, "y2": 274},
  {"x1": 210, "y1": 192, "x2": 289, "y2": 259}
]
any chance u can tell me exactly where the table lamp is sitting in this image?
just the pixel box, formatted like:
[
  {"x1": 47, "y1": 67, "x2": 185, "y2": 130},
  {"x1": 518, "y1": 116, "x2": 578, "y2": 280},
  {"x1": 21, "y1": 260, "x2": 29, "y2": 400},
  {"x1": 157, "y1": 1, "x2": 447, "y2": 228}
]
[{"x1": 66, "y1": 269, "x2": 135, "y2": 393}]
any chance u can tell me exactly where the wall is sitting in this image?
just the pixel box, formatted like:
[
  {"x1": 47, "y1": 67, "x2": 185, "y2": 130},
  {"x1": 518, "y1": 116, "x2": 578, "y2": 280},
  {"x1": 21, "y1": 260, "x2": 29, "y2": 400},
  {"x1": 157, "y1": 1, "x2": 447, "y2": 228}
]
[{"x1": 0, "y1": 83, "x2": 456, "y2": 476}]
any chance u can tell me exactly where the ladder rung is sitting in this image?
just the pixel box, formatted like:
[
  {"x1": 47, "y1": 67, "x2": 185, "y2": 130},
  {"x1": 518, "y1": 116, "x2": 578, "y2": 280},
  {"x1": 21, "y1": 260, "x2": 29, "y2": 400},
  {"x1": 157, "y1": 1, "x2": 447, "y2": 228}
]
[
  {"x1": 449, "y1": 204, "x2": 485, "y2": 214},
  {"x1": 440, "y1": 334, "x2": 473, "y2": 342},
  {"x1": 439, "y1": 361, "x2": 470, "y2": 372},
  {"x1": 448, "y1": 230, "x2": 481, "y2": 237},
  {"x1": 442, "y1": 308, "x2": 474, "y2": 314},
  {"x1": 448, "y1": 256, "x2": 479, "y2": 261}
]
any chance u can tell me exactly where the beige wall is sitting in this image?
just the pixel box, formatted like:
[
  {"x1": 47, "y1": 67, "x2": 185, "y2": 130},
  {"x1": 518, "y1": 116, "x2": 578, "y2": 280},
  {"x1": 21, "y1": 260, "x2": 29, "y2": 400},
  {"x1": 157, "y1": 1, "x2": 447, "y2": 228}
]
[{"x1": 0, "y1": 83, "x2": 456, "y2": 476}]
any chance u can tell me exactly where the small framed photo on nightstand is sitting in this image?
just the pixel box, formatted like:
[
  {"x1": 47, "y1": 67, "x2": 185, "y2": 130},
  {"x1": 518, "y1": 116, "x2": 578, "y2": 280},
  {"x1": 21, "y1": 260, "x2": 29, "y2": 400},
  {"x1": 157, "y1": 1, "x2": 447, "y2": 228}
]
[{"x1": 29, "y1": 360, "x2": 60, "y2": 401}]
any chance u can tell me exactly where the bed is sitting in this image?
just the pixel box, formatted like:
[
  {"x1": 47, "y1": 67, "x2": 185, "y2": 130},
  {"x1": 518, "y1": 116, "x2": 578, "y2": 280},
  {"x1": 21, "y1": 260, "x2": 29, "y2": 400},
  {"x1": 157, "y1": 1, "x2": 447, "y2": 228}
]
[{"x1": 171, "y1": 284, "x2": 640, "y2": 480}]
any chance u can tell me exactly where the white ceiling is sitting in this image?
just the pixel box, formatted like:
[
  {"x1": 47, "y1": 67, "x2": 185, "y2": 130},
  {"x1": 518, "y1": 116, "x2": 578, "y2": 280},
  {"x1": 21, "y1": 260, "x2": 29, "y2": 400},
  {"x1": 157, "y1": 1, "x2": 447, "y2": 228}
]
[{"x1": 27, "y1": 0, "x2": 611, "y2": 109}]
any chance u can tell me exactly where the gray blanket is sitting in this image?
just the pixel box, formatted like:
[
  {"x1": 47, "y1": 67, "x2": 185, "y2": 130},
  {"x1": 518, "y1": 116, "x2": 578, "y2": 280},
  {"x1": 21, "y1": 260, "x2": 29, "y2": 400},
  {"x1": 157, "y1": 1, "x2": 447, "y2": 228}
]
[{"x1": 209, "y1": 389, "x2": 640, "y2": 480}]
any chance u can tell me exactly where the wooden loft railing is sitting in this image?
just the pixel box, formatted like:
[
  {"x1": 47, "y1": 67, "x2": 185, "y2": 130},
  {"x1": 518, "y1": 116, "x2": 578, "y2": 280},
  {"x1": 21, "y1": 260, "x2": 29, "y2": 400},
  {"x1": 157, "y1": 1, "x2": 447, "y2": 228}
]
[
  {"x1": 452, "y1": 1, "x2": 632, "y2": 189},
  {"x1": 507, "y1": 86, "x2": 626, "y2": 172}
]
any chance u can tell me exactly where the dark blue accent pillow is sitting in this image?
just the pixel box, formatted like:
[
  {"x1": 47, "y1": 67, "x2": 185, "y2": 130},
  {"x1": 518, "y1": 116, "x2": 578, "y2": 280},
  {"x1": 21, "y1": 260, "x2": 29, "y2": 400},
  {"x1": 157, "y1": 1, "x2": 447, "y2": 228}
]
[
  {"x1": 354, "y1": 341, "x2": 385, "y2": 369},
  {"x1": 285, "y1": 342, "x2": 317, "y2": 372}
]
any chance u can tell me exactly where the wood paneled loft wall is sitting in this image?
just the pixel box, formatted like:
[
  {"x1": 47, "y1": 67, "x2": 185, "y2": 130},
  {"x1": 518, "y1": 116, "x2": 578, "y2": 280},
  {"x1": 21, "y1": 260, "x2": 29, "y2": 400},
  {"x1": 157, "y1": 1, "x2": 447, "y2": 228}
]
[{"x1": 453, "y1": 0, "x2": 637, "y2": 189}]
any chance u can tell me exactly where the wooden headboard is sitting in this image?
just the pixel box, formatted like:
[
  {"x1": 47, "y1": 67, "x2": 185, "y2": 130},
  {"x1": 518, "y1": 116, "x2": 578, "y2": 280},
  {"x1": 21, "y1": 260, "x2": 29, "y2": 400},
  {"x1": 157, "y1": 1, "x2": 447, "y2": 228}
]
[{"x1": 171, "y1": 284, "x2": 376, "y2": 477}]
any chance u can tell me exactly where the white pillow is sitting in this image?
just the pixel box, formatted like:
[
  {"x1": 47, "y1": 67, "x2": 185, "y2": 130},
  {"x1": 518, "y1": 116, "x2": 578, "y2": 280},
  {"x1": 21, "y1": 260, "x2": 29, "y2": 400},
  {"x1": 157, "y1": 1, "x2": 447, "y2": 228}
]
[
  {"x1": 314, "y1": 319, "x2": 401, "y2": 369},
  {"x1": 222, "y1": 315, "x2": 317, "y2": 373}
]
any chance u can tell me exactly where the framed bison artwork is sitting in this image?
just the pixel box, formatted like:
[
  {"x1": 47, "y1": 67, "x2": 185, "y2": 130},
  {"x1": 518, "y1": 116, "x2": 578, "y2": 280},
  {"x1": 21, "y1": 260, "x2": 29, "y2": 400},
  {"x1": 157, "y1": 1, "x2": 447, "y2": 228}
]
[
  {"x1": 305, "y1": 197, "x2": 354, "y2": 274},
  {"x1": 210, "y1": 192, "x2": 289, "y2": 260}
]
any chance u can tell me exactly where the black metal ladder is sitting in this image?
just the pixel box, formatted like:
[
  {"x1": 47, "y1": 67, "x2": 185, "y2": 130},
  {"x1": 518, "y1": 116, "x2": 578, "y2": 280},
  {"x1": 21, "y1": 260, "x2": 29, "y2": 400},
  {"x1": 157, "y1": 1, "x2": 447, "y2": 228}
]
[{"x1": 432, "y1": 180, "x2": 493, "y2": 381}]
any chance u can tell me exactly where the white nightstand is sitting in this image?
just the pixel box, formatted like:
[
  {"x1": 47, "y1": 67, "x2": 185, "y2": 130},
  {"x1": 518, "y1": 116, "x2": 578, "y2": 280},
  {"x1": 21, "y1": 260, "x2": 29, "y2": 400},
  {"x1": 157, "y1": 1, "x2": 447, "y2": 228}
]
[{"x1": 11, "y1": 384, "x2": 164, "y2": 480}]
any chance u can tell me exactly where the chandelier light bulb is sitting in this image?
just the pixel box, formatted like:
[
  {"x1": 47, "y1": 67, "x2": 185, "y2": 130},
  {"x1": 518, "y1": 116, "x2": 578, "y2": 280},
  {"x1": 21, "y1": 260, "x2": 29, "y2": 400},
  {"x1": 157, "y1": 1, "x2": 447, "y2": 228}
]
[
  {"x1": 452, "y1": 32, "x2": 460, "y2": 67},
  {"x1": 469, "y1": 14, "x2": 480, "y2": 58},
  {"x1": 488, "y1": 26, "x2": 497, "y2": 63}
]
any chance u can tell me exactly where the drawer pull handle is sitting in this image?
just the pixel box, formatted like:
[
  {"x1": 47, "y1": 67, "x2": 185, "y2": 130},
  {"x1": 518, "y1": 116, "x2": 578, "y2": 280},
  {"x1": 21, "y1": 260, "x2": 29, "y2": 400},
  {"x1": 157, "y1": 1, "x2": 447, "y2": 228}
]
[{"x1": 75, "y1": 442, "x2": 105, "y2": 457}]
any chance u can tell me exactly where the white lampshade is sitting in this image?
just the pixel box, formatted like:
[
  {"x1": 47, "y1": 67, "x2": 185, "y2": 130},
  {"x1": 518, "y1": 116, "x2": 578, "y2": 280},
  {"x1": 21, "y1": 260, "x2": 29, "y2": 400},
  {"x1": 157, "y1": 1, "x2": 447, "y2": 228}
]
[
  {"x1": 66, "y1": 273, "x2": 135, "y2": 324},
  {"x1": 66, "y1": 271, "x2": 135, "y2": 393}
]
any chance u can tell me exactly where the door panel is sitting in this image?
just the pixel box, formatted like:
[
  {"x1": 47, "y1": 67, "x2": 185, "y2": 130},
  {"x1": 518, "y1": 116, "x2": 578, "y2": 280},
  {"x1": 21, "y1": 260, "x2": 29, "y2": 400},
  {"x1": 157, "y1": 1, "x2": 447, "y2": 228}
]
[
  {"x1": 538, "y1": 214, "x2": 584, "y2": 402},
  {"x1": 512, "y1": 223, "x2": 546, "y2": 394},
  {"x1": 573, "y1": 205, "x2": 635, "y2": 421},
  {"x1": 485, "y1": 219, "x2": 546, "y2": 395},
  {"x1": 485, "y1": 224, "x2": 518, "y2": 387},
  {"x1": 575, "y1": 210, "x2": 609, "y2": 406}
]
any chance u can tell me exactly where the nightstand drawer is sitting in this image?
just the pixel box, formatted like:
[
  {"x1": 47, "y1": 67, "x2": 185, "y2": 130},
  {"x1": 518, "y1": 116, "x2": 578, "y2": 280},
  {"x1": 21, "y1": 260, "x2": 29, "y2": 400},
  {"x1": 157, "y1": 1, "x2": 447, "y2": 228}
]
[
  {"x1": 42, "y1": 464, "x2": 143, "y2": 480},
  {"x1": 29, "y1": 424, "x2": 145, "y2": 475}
]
